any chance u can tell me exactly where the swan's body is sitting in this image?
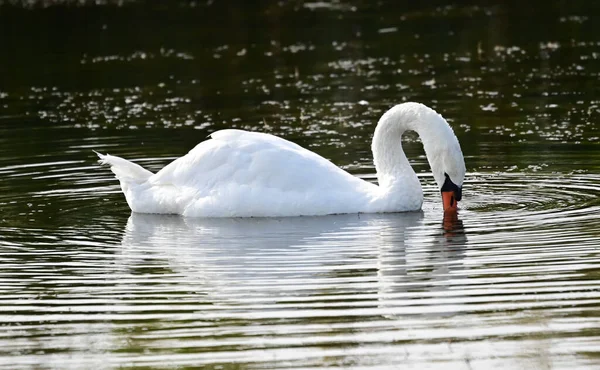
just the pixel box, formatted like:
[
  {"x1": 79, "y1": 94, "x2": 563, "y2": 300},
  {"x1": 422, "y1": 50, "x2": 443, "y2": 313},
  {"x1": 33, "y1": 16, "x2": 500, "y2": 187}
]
[{"x1": 97, "y1": 102, "x2": 465, "y2": 217}]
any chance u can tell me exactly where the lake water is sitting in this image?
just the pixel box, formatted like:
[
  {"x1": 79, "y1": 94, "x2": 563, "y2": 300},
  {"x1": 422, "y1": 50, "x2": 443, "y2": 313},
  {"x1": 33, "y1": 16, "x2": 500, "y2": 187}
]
[{"x1": 1, "y1": 1, "x2": 600, "y2": 369}]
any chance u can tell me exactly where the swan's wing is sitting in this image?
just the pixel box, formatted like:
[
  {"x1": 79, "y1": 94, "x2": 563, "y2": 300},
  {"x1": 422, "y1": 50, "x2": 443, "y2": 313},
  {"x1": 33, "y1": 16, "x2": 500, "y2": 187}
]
[{"x1": 149, "y1": 129, "x2": 368, "y2": 194}]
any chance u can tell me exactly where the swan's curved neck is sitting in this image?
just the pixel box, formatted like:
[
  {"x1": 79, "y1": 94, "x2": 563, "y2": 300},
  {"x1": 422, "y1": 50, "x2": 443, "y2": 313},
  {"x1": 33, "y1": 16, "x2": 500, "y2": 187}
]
[{"x1": 371, "y1": 103, "x2": 458, "y2": 191}]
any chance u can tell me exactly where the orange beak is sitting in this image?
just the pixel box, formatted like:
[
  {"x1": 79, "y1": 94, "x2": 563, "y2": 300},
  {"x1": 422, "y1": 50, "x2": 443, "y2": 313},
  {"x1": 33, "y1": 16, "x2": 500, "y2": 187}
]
[{"x1": 442, "y1": 191, "x2": 458, "y2": 212}]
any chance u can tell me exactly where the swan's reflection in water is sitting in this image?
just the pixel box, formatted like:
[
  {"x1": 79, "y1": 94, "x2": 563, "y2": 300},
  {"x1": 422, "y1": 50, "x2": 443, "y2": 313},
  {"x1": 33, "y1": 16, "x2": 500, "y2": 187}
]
[
  {"x1": 376, "y1": 210, "x2": 467, "y2": 316},
  {"x1": 120, "y1": 212, "x2": 467, "y2": 309}
]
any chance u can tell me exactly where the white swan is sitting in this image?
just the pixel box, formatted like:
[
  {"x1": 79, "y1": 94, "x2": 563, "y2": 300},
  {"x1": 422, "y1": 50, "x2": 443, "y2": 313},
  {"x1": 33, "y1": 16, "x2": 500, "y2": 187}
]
[{"x1": 96, "y1": 102, "x2": 466, "y2": 217}]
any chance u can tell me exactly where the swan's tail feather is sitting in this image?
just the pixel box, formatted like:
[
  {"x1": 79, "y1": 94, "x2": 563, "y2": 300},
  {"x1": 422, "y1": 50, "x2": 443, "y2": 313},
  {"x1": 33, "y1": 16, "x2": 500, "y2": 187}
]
[{"x1": 95, "y1": 151, "x2": 153, "y2": 184}]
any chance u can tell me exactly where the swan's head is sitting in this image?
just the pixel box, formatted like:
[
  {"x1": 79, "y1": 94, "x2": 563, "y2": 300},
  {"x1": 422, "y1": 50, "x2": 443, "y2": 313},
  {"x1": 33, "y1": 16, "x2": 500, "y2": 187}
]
[
  {"x1": 440, "y1": 171, "x2": 463, "y2": 212},
  {"x1": 426, "y1": 124, "x2": 465, "y2": 213}
]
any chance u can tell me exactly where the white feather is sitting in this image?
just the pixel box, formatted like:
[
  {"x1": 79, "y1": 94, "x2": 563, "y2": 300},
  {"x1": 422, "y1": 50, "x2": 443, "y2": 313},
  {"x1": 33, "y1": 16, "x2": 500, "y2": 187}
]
[{"x1": 96, "y1": 102, "x2": 465, "y2": 217}]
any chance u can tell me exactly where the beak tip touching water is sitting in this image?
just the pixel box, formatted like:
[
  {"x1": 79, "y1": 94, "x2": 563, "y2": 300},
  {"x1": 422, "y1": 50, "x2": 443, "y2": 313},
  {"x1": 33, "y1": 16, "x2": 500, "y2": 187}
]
[{"x1": 442, "y1": 191, "x2": 458, "y2": 212}]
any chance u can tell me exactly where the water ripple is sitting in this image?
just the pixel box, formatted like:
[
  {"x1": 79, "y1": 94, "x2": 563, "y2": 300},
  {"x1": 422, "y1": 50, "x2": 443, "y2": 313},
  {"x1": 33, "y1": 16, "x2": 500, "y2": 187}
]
[{"x1": 1, "y1": 155, "x2": 600, "y2": 368}]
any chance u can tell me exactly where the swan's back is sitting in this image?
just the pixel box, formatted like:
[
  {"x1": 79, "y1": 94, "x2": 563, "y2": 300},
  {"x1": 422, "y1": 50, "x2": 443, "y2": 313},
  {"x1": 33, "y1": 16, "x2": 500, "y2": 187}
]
[{"x1": 143, "y1": 129, "x2": 375, "y2": 217}]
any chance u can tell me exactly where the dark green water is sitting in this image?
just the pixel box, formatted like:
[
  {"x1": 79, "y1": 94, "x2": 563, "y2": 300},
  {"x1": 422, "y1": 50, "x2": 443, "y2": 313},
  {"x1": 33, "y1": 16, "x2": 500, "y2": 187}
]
[{"x1": 1, "y1": 1, "x2": 600, "y2": 368}]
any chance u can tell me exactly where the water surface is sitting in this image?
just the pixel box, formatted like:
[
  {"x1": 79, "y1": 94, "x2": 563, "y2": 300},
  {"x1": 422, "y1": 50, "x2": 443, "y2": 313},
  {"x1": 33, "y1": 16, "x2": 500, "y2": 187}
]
[{"x1": 1, "y1": 1, "x2": 600, "y2": 369}]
